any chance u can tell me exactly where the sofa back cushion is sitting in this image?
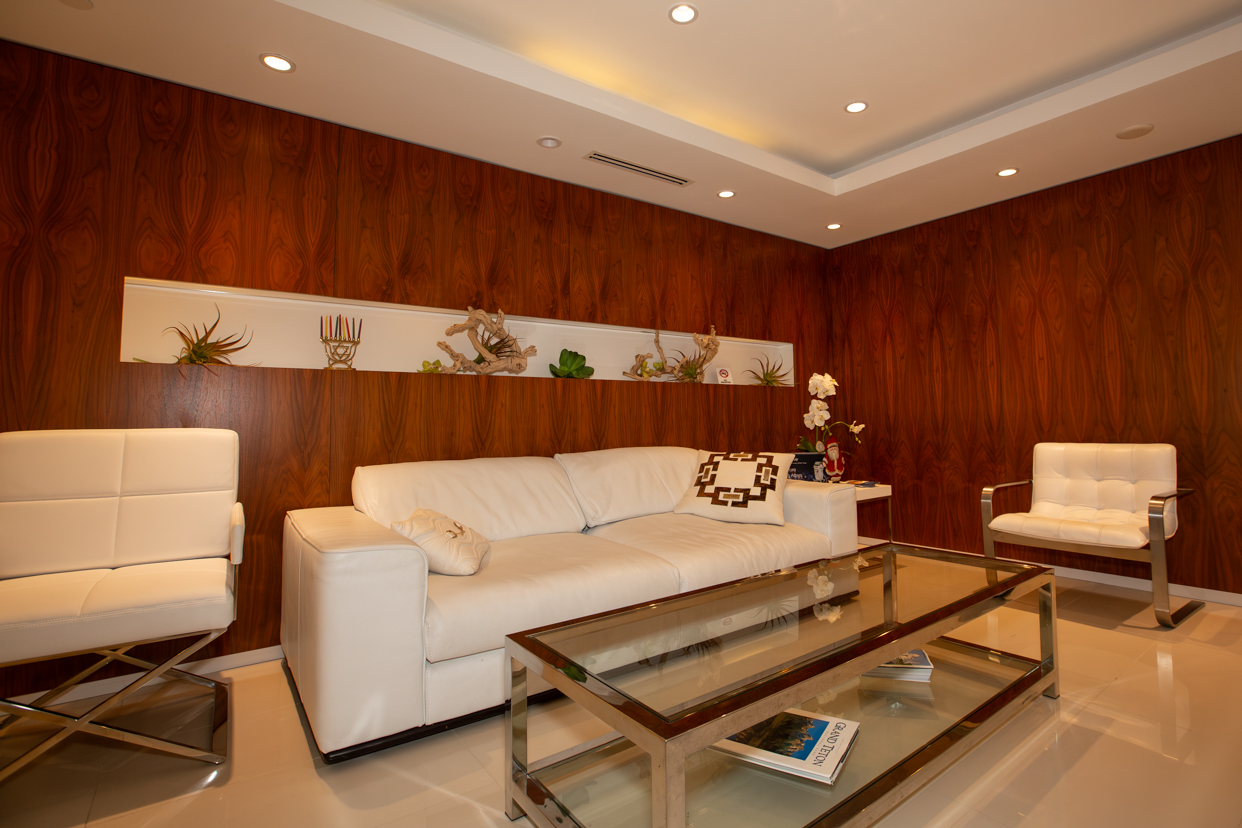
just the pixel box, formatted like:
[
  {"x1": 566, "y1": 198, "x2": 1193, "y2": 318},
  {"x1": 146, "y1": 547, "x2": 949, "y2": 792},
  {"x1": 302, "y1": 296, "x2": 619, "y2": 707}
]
[
  {"x1": 352, "y1": 456, "x2": 586, "y2": 542},
  {"x1": 0, "y1": 428, "x2": 239, "y2": 579},
  {"x1": 554, "y1": 447, "x2": 699, "y2": 528}
]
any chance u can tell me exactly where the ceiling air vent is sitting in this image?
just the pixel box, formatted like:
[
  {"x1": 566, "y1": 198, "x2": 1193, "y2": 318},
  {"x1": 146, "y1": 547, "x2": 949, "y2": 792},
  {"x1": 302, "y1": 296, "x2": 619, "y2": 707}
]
[{"x1": 586, "y1": 152, "x2": 693, "y2": 187}]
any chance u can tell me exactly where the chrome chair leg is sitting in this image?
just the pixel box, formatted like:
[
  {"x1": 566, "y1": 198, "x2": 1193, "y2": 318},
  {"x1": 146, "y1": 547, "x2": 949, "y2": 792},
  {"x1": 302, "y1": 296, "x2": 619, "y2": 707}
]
[
  {"x1": 1148, "y1": 531, "x2": 1204, "y2": 628},
  {"x1": 1148, "y1": 491, "x2": 1204, "y2": 628},
  {"x1": 0, "y1": 629, "x2": 229, "y2": 784},
  {"x1": 0, "y1": 645, "x2": 137, "y2": 734}
]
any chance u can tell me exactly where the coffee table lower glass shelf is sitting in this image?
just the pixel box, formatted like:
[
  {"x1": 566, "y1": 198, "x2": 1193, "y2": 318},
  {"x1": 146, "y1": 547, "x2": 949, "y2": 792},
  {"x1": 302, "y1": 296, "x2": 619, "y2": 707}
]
[{"x1": 506, "y1": 544, "x2": 1058, "y2": 828}]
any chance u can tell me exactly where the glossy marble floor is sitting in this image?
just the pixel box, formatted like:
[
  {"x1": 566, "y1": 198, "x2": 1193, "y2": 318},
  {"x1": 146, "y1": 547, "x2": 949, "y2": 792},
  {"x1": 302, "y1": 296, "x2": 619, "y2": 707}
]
[{"x1": 4, "y1": 576, "x2": 1242, "y2": 828}]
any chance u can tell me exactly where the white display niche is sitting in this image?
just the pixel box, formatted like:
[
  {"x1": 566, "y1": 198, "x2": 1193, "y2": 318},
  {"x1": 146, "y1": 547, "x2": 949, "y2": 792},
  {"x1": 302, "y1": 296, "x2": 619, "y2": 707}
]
[{"x1": 120, "y1": 278, "x2": 795, "y2": 385}]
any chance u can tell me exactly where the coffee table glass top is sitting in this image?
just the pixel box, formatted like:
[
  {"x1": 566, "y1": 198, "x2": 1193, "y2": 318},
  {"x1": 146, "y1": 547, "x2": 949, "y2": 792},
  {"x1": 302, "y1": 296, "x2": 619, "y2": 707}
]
[{"x1": 515, "y1": 545, "x2": 1044, "y2": 727}]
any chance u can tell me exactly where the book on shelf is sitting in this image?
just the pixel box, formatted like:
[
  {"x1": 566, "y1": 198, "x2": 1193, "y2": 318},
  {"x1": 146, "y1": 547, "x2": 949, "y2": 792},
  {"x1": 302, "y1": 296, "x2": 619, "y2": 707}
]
[
  {"x1": 862, "y1": 649, "x2": 933, "y2": 682},
  {"x1": 713, "y1": 709, "x2": 860, "y2": 785}
]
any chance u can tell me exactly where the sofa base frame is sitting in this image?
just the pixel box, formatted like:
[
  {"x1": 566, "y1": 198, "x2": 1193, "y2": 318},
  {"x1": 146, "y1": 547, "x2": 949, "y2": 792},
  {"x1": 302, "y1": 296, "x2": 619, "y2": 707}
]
[{"x1": 319, "y1": 687, "x2": 564, "y2": 764}]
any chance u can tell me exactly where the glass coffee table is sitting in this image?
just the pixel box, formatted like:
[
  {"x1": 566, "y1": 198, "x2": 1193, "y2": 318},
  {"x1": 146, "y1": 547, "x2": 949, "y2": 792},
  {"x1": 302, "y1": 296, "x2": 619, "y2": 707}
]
[{"x1": 505, "y1": 543, "x2": 1058, "y2": 828}]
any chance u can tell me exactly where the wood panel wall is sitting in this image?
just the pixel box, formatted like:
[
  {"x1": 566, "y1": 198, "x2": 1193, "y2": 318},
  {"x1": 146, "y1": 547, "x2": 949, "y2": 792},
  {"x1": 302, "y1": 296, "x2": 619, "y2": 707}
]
[
  {"x1": 0, "y1": 41, "x2": 827, "y2": 698},
  {"x1": 830, "y1": 135, "x2": 1242, "y2": 593}
]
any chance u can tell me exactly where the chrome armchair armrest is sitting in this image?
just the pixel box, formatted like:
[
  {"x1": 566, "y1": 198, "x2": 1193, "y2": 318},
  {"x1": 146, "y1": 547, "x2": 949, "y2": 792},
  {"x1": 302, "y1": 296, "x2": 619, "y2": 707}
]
[
  {"x1": 980, "y1": 480, "x2": 1031, "y2": 561},
  {"x1": 1147, "y1": 487, "x2": 1193, "y2": 539},
  {"x1": 981, "y1": 479, "x2": 1032, "y2": 522}
]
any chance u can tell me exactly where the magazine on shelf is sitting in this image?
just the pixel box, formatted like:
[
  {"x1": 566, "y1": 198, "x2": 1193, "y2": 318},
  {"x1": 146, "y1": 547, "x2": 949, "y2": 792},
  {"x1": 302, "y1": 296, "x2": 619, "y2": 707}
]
[
  {"x1": 713, "y1": 709, "x2": 860, "y2": 785},
  {"x1": 862, "y1": 649, "x2": 934, "y2": 682}
]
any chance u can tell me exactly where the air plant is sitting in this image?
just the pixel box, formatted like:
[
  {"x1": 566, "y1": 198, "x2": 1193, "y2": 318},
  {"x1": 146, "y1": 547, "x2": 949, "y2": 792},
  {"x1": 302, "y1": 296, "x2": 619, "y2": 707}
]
[
  {"x1": 746, "y1": 355, "x2": 792, "y2": 387},
  {"x1": 472, "y1": 326, "x2": 521, "y2": 365},
  {"x1": 672, "y1": 349, "x2": 708, "y2": 383},
  {"x1": 136, "y1": 306, "x2": 251, "y2": 371},
  {"x1": 549, "y1": 349, "x2": 594, "y2": 379}
]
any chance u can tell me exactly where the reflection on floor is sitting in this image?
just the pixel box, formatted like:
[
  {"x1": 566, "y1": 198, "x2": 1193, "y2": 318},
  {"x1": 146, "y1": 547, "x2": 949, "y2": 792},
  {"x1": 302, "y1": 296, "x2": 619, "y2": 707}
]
[{"x1": 4, "y1": 576, "x2": 1242, "y2": 827}]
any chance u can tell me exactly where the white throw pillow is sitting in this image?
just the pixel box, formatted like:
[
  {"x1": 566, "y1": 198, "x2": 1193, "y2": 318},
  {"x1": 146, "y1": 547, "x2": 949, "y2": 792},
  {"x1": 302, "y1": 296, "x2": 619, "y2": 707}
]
[
  {"x1": 674, "y1": 451, "x2": 794, "y2": 526},
  {"x1": 391, "y1": 509, "x2": 491, "y2": 576}
]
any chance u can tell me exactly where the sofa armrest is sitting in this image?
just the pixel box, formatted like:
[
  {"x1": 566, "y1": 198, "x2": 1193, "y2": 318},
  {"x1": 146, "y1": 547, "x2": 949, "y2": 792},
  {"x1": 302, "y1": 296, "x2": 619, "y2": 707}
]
[
  {"x1": 281, "y1": 506, "x2": 430, "y2": 755},
  {"x1": 784, "y1": 481, "x2": 858, "y2": 559}
]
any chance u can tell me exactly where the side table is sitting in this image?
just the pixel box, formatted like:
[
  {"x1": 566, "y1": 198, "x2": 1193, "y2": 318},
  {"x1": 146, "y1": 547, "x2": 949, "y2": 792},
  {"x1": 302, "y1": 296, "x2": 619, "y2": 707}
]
[{"x1": 850, "y1": 482, "x2": 893, "y2": 548}]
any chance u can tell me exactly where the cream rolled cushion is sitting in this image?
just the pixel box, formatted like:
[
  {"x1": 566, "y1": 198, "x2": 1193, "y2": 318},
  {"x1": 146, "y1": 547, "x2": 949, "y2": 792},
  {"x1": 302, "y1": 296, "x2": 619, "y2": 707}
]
[
  {"x1": 674, "y1": 451, "x2": 794, "y2": 526},
  {"x1": 392, "y1": 509, "x2": 490, "y2": 575}
]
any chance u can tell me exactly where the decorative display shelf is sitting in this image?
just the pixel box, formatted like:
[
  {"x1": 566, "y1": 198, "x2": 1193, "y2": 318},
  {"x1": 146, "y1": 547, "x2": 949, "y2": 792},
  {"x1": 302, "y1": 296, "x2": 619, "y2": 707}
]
[{"x1": 120, "y1": 278, "x2": 795, "y2": 384}]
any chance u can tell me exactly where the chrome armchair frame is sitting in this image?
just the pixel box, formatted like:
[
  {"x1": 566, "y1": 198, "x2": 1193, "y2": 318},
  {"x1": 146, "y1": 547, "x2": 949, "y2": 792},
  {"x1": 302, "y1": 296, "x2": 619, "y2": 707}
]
[
  {"x1": 0, "y1": 628, "x2": 230, "y2": 784},
  {"x1": 981, "y1": 481, "x2": 1203, "y2": 627}
]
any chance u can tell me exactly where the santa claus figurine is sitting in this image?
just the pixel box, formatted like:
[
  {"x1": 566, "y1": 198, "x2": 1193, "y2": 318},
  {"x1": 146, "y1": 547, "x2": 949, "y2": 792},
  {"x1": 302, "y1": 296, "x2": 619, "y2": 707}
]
[{"x1": 822, "y1": 438, "x2": 846, "y2": 483}]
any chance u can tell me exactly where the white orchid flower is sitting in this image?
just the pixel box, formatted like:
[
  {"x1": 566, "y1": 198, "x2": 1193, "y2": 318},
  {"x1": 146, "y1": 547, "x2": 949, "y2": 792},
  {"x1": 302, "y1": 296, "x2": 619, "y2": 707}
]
[
  {"x1": 812, "y1": 412, "x2": 828, "y2": 427},
  {"x1": 849, "y1": 421, "x2": 865, "y2": 435},
  {"x1": 807, "y1": 572, "x2": 835, "y2": 600},
  {"x1": 804, "y1": 413, "x2": 815, "y2": 429},
  {"x1": 853, "y1": 554, "x2": 866, "y2": 572},
  {"x1": 808, "y1": 399, "x2": 828, "y2": 414},
  {"x1": 813, "y1": 603, "x2": 843, "y2": 623}
]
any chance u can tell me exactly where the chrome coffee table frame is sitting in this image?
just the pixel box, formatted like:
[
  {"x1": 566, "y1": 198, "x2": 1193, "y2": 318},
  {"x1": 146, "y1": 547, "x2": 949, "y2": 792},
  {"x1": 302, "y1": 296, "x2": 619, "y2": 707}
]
[{"x1": 505, "y1": 544, "x2": 1058, "y2": 828}]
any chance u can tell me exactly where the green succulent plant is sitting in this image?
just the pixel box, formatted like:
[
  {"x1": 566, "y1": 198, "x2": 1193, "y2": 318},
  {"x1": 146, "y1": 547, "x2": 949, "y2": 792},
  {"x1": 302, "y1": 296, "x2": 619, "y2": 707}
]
[
  {"x1": 550, "y1": 349, "x2": 594, "y2": 379},
  {"x1": 417, "y1": 359, "x2": 443, "y2": 374},
  {"x1": 747, "y1": 356, "x2": 792, "y2": 387}
]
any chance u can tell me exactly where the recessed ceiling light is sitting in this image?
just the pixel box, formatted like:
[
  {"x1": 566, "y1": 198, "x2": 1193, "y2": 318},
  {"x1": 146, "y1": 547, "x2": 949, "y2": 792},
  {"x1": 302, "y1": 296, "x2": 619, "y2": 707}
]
[
  {"x1": 997, "y1": 168, "x2": 1019, "y2": 177},
  {"x1": 669, "y1": 4, "x2": 698, "y2": 24},
  {"x1": 717, "y1": 190, "x2": 735, "y2": 198},
  {"x1": 845, "y1": 102, "x2": 867, "y2": 114},
  {"x1": 260, "y1": 54, "x2": 295, "y2": 73},
  {"x1": 1116, "y1": 124, "x2": 1154, "y2": 140},
  {"x1": 826, "y1": 224, "x2": 842, "y2": 230},
  {"x1": 536, "y1": 136, "x2": 562, "y2": 149}
]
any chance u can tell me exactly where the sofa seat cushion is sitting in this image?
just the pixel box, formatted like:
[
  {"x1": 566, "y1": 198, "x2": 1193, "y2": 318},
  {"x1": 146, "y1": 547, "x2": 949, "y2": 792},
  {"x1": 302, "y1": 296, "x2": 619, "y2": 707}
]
[
  {"x1": 0, "y1": 558, "x2": 234, "y2": 665},
  {"x1": 588, "y1": 512, "x2": 831, "y2": 592},
  {"x1": 423, "y1": 533, "x2": 682, "y2": 663},
  {"x1": 989, "y1": 511, "x2": 1150, "y2": 548}
]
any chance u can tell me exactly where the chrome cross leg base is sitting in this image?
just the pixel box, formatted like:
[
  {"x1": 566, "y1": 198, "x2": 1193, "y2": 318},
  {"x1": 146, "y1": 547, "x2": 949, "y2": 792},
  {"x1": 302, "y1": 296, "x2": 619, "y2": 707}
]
[{"x1": 0, "y1": 629, "x2": 230, "y2": 784}]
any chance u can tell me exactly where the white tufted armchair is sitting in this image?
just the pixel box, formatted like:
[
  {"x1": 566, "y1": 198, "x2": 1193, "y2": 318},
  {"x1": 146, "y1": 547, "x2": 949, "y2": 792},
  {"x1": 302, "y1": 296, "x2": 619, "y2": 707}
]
[
  {"x1": 981, "y1": 442, "x2": 1201, "y2": 627},
  {"x1": 0, "y1": 428, "x2": 244, "y2": 783}
]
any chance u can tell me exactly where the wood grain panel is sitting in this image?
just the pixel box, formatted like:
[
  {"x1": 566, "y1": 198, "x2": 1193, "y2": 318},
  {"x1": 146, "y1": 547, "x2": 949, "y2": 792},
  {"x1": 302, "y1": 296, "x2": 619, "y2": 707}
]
[
  {"x1": 0, "y1": 42, "x2": 333, "y2": 698},
  {"x1": 828, "y1": 134, "x2": 1242, "y2": 593},
  {"x1": 125, "y1": 74, "x2": 338, "y2": 294},
  {"x1": 335, "y1": 127, "x2": 570, "y2": 318},
  {"x1": 829, "y1": 209, "x2": 1006, "y2": 554}
]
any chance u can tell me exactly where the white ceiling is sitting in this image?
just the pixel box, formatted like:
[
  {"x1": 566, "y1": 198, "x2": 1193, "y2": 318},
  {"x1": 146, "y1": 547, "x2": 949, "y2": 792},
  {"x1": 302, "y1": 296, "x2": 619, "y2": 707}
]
[{"x1": 3, "y1": 0, "x2": 1242, "y2": 249}]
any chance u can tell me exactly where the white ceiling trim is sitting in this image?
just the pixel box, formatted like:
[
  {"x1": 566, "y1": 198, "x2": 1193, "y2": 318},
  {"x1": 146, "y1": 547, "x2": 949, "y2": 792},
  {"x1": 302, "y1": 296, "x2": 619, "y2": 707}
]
[
  {"x1": 831, "y1": 14, "x2": 1242, "y2": 194},
  {"x1": 279, "y1": 0, "x2": 1242, "y2": 201},
  {"x1": 275, "y1": 0, "x2": 836, "y2": 194}
]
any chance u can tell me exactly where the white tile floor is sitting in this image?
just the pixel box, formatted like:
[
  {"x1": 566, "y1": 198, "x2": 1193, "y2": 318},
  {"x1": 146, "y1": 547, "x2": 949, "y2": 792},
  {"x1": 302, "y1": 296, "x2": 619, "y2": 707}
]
[{"x1": 4, "y1": 576, "x2": 1242, "y2": 828}]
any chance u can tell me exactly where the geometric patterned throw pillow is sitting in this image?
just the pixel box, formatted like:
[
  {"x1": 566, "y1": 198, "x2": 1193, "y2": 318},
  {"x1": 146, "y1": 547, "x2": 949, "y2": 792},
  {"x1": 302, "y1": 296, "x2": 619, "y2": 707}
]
[
  {"x1": 391, "y1": 509, "x2": 491, "y2": 576},
  {"x1": 674, "y1": 450, "x2": 794, "y2": 525}
]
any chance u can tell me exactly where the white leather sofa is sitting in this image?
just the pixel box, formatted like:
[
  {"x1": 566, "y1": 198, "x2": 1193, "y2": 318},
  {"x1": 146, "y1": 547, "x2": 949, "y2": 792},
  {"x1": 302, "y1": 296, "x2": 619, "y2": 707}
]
[{"x1": 281, "y1": 446, "x2": 858, "y2": 761}]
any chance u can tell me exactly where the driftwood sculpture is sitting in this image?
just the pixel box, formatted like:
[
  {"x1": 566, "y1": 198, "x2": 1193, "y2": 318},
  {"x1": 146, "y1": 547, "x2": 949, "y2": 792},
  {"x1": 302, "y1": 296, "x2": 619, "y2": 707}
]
[
  {"x1": 623, "y1": 327, "x2": 719, "y2": 383},
  {"x1": 437, "y1": 307, "x2": 536, "y2": 375}
]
